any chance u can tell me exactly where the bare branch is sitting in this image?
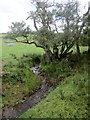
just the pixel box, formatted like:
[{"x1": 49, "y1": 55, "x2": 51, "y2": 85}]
[
  {"x1": 9, "y1": 37, "x2": 45, "y2": 49},
  {"x1": 26, "y1": 12, "x2": 39, "y2": 31}
]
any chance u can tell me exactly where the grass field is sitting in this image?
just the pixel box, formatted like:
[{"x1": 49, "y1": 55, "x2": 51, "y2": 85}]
[{"x1": 1, "y1": 35, "x2": 44, "y2": 64}]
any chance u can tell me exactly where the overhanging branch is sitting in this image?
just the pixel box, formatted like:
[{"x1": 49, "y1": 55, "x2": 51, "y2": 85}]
[{"x1": 9, "y1": 37, "x2": 45, "y2": 49}]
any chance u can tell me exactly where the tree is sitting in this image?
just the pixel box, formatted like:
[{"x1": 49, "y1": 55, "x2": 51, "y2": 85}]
[
  {"x1": 55, "y1": 0, "x2": 82, "y2": 56},
  {"x1": 26, "y1": 0, "x2": 59, "y2": 62},
  {"x1": 83, "y1": 4, "x2": 90, "y2": 54},
  {"x1": 7, "y1": 21, "x2": 31, "y2": 39},
  {"x1": 7, "y1": 0, "x2": 88, "y2": 62},
  {"x1": 27, "y1": 0, "x2": 81, "y2": 61}
]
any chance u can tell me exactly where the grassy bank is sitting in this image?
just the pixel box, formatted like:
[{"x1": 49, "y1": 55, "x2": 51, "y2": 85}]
[
  {"x1": 2, "y1": 54, "x2": 41, "y2": 108},
  {"x1": 20, "y1": 54, "x2": 89, "y2": 118},
  {"x1": 2, "y1": 69, "x2": 41, "y2": 108}
]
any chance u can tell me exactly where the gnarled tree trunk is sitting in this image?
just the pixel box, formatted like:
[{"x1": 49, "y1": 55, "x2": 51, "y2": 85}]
[
  {"x1": 45, "y1": 45, "x2": 53, "y2": 63},
  {"x1": 76, "y1": 41, "x2": 81, "y2": 55}
]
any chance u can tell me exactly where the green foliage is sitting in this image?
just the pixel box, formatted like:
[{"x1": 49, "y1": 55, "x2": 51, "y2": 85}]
[
  {"x1": 5, "y1": 0, "x2": 88, "y2": 61},
  {"x1": 41, "y1": 59, "x2": 73, "y2": 78},
  {"x1": 3, "y1": 54, "x2": 41, "y2": 83},
  {"x1": 56, "y1": 0, "x2": 81, "y2": 45},
  {"x1": 7, "y1": 21, "x2": 31, "y2": 38},
  {"x1": 2, "y1": 54, "x2": 41, "y2": 107},
  {"x1": 29, "y1": 54, "x2": 41, "y2": 66},
  {"x1": 34, "y1": 27, "x2": 55, "y2": 47},
  {"x1": 40, "y1": 58, "x2": 75, "y2": 86},
  {"x1": 20, "y1": 54, "x2": 88, "y2": 118}
]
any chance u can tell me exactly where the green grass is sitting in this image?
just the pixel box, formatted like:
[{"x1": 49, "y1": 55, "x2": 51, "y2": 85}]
[
  {"x1": 2, "y1": 54, "x2": 42, "y2": 108},
  {"x1": 0, "y1": 34, "x2": 43, "y2": 108},
  {"x1": 72, "y1": 46, "x2": 88, "y2": 53},
  {"x1": 2, "y1": 42, "x2": 44, "y2": 59},
  {"x1": 20, "y1": 72, "x2": 88, "y2": 118},
  {"x1": 1, "y1": 36, "x2": 44, "y2": 64},
  {"x1": 2, "y1": 69, "x2": 41, "y2": 107},
  {"x1": 2, "y1": 65, "x2": 41, "y2": 107},
  {"x1": 1, "y1": 34, "x2": 89, "y2": 116},
  {"x1": 20, "y1": 55, "x2": 88, "y2": 118}
]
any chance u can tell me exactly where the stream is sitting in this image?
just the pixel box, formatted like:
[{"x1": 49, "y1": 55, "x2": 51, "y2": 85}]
[{"x1": 1, "y1": 65, "x2": 56, "y2": 118}]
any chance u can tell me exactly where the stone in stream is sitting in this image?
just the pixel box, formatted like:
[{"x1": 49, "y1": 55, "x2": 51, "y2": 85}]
[{"x1": 31, "y1": 66, "x2": 41, "y2": 75}]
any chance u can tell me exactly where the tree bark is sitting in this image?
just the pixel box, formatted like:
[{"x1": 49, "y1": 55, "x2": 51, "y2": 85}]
[
  {"x1": 45, "y1": 45, "x2": 53, "y2": 63},
  {"x1": 53, "y1": 44, "x2": 59, "y2": 59},
  {"x1": 76, "y1": 42, "x2": 81, "y2": 55}
]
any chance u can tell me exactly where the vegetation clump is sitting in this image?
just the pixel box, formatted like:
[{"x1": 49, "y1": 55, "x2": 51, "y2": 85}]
[
  {"x1": 2, "y1": 54, "x2": 41, "y2": 107},
  {"x1": 20, "y1": 53, "x2": 89, "y2": 118}
]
